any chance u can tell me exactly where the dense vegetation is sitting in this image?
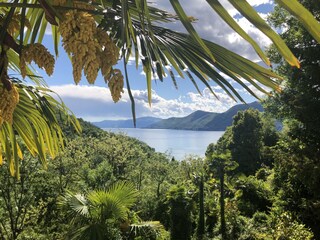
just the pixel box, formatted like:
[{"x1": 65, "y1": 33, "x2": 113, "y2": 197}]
[
  {"x1": 0, "y1": 105, "x2": 317, "y2": 240},
  {"x1": 0, "y1": 1, "x2": 319, "y2": 239}
]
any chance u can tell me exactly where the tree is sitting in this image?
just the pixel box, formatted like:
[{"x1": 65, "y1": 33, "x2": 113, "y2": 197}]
[
  {"x1": 1, "y1": 0, "x2": 320, "y2": 174},
  {"x1": 266, "y1": 0, "x2": 320, "y2": 147},
  {"x1": 0, "y1": 154, "x2": 65, "y2": 240},
  {"x1": 230, "y1": 109, "x2": 263, "y2": 176},
  {"x1": 207, "y1": 152, "x2": 237, "y2": 240},
  {"x1": 0, "y1": 158, "x2": 37, "y2": 240},
  {"x1": 58, "y1": 181, "x2": 139, "y2": 240},
  {"x1": 265, "y1": 0, "x2": 320, "y2": 237},
  {"x1": 234, "y1": 175, "x2": 273, "y2": 217},
  {"x1": 166, "y1": 185, "x2": 193, "y2": 240},
  {"x1": 147, "y1": 153, "x2": 170, "y2": 198}
]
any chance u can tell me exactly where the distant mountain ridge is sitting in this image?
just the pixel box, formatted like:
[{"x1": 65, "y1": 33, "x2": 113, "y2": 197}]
[
  {"x1": 92, "y1": 117, "x2": 162, "y2": 128},
  {"x1": 148, "y1": 101, "x2": 263, "y2": 131},
  {"x1": 145, "y1": 110, "x2": 218, "y2": 130},
  {"x1": 92, "y1": 101, "x2": 263, "y2": 131}
]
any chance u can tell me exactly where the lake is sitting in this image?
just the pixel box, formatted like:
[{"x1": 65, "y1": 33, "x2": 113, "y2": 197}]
[{"x1": 104, "y1": 128, "x2": 224, "y2": 160}]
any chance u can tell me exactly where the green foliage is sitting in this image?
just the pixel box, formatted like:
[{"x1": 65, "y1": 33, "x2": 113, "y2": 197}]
[
  {"x1": 58, "y1": 181, "x2": 139, "y2": 240},
  {"x1": 209, "y1": 127, "x2": 233, "y2": 155},
  {"x1": 166, "y1": 185, "x2": 193, "y2": 240},
  {"x1": 1, "y1": 100, "x2": 318, "y2": 240},
  {"x1": 272, "y1": 137, "x2": 320, "y2": 237},
  {"x1": 230, "y1": 109, "x2": 263, "y2": 175},
  {"x1": 0, "y1": 82, "x2": 80, "y2": 178},
  {"x1": 269, "y1": 212, "x2": 314, "y2": 240},
  {"x1": 0, "y1": 154, "x2": 69, "y2": 240},
  {"x1": 266, "y1": 0, "x2": 320, "y2": 147},
  {"x1": 265, "y1": 1, "x2": 320, "y2": 237},
  {"x1": 234, "y1": 175, "x2": 273, "y2": 217},
  {"x1": 129, "y1": 221, "x2": 169, "y2": 240}
]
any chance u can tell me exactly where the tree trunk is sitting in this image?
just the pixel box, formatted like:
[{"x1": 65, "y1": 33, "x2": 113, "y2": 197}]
[
  {"x1": 220, "y1": 168, "x2": 226, "y2": 240},
  {"x1": 197, "y1": 176, "x2": 205, "y2": 239}
]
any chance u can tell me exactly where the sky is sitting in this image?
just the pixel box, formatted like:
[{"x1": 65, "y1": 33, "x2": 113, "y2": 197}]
[{"x1": 38, "y1": 0, "x2": 275, "y2": 122}]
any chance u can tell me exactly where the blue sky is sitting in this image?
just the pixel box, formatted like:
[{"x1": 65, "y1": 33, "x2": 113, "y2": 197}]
[{"x1": 37, "y1": 0, "x2": 274, "y2": 121}]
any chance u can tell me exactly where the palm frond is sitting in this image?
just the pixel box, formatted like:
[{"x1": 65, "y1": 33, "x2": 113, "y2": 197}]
[
  {"x1": 206, "y1": 0, "x2": 270, "y2": 66},
  {"x1": 87, "y1": 181, "x2": 138, "y2": 221},
  {"x1": 60, "y1": 182, "x2": 139, "y2": 239},
  {"x1": 0, "y1": 80, "x2": 80, "y2": 178},
  {"x1": 227, "y1": 0, "x2": 300, "y2": 68},
  {"x1": 59, "y1": 191, "x2": 89, "y2": 218},
  {"x1": 117, "y1": 22, "x2": 281, "y2": 101},
  {"x1": 106, "y1": 181, "x2": 139, "y2": 208},
  {"x1": 275, "y1": 0, "x2": 320, "y2": 43},
  {"x1": 69, "y1": 223, "x2": 106, "y2": 240},
  {"x1": 130, "y1": 221, "x2": 167, "y2": 239}
]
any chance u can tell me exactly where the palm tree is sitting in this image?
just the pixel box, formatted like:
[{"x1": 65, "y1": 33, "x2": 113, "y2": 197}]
[
  {"x1": 208, "y1": 152, "x2": 237, "y2": 240},
  {"x1": 0, "y1": 0, "x2": 319, "y2": 175},
  {"x1": 59, "y1": 181, "x2": 136, "y2": 239},
  {"x1": 59, "y1": 181, "x2": 167, "y2": 239},
  {"x1": 0, "y1": 80, "x2": 80, "y2": 178}
]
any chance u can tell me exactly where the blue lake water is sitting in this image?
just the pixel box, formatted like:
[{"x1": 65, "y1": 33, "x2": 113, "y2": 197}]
[{"x1": 104, "y1": 128, "x2": 224, "y2": 160}]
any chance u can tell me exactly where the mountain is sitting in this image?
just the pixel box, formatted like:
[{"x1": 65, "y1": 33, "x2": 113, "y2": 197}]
[
  {"x1": 146, "y1": 110, "x2": 219, "y2": 130},
  {"x1": 92, "y1": 117, "x2": 162, "y2": 128},
  {"x1": 92, "y1": 102, "x2": 263, "y2": 131},
  {"x1": 148, "y1": 101, "x2": 263, "y2": 131}
]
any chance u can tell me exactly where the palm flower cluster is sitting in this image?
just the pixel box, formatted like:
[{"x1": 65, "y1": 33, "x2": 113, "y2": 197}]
[
  {"x1": 0, "y1": 85, "x2": 19, "y2": 126},
  {"x1": 60, "y1": 10, "x2": 100, "y2": 84},
  {"x1": 0, "y1": 12, "x2": 21, "y2": 35},
  {"x1": 20, "y1": 43, "x2": 55, "y2": 79},
  {"x1": 108, "y1": 69, "x2": 124, "y2": 102},
  {"x1": 57, "y1": 2, "x2": 123, "y2": 102}
]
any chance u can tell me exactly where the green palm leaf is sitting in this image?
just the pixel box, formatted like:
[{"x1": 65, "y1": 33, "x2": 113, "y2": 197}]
[
  {"x1": 206, "y1": 0, "x2": 270, "y2": 66},
  {"x1": 169, "y1": 0, "x2": 216, "y2": 63},
  {"x1": 0, "y1": 80, "x2": 80, "y2": 178},
  {"x1": 60, "y1": 192, "x2": 89, "y2": 218},
  {"x1": 88, "y1": 181, "x2": 138, "y2": 220},
  {"x1": 130, "y1": 221, "x2": 167, "y2": 239},
  {"x1": 59, "y1": 181, "x2": 139, "y2": 239},
  {"x1": 227, "y1": 0, "x2": 300, "y2": 68},
  {"x1": 275, "y1": 0, "x2": 320, "y2": 43}
]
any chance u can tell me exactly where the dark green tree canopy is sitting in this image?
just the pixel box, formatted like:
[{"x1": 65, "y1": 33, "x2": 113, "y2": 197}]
[{"x1": 230, "y1": 109, "x2": 263, "y2": 175}]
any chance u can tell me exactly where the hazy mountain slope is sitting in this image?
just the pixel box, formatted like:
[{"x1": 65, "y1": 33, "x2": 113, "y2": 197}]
[
  {"x1": 147, "y1": 110, "x2": 218, "y2": 130},
  {"x1": 92, "y1": 117, "x2": 162, "y2": 128},
  {"x1": 201, "y1": 101, "x2": 263, "y2": 130},
  {"x1": 148, "y1": 102, "x2": 263, "y2": 131},
  {"x1": 92, "y1": 102, "x2": 263, "y2": 131}
]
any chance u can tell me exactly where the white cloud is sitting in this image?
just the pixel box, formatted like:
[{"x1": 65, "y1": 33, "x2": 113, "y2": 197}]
[
  {"x1": 247, "y1": 0, "x2": 273, "y2": 6},
  {"x1": 50, "y1": 84, "x2": 238, "y2": 121}
]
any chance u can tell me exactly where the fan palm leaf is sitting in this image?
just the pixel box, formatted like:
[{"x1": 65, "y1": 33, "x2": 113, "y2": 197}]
[
  {"x1": 130, "y1": 221, "x2": 168, "y2": 239},
  {"x1": 59, "y1": 181, "x2": 139, "y2": 239}
]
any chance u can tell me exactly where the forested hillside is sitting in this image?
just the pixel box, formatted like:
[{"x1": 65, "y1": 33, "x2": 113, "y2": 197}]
[{"x1": 0, "y1": 105, "x2": 317, "y2": 240}]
